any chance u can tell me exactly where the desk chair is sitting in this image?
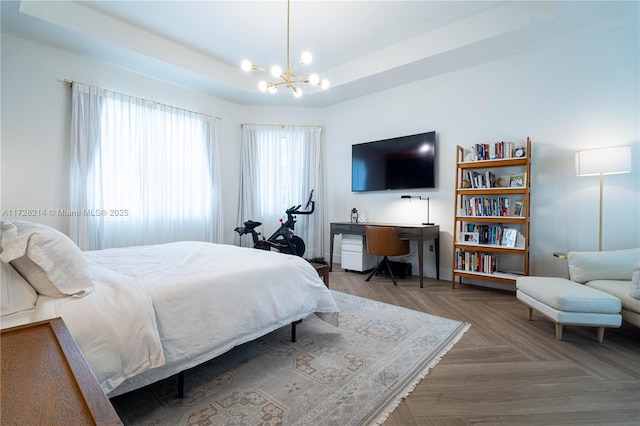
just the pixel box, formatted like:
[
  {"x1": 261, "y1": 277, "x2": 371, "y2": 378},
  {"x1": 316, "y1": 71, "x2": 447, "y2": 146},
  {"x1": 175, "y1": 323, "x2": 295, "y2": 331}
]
[{"x1": 365, "y1": 226, "x2": 410, "y2": 286}]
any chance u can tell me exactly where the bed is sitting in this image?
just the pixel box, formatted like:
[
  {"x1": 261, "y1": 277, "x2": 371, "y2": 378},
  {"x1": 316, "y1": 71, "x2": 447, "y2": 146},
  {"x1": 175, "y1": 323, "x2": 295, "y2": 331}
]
[{"x1": 0, "y1": 220, "x2": 340, "y2": 397}]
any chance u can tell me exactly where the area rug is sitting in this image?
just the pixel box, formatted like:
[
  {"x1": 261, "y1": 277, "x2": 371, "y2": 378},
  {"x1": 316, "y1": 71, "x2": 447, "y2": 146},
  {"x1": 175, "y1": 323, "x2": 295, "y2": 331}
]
[{"x1": 111, "y1": 291, "x2": 470, "y2": 425}]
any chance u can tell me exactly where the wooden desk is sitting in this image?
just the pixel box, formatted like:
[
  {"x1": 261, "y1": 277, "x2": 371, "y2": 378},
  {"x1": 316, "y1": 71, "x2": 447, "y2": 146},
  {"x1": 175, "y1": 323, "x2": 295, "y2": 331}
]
[
  {"x1": 330, "y1": 222, "x2": 440, "y2": 288},
  {"x1": 1, "y1": 318, "x2": 122, "y2": 425}
]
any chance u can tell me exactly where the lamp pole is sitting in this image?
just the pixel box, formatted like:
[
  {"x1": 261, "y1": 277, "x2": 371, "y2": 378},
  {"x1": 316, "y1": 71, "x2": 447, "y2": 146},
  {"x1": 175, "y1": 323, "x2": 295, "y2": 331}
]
[
  {"x1": 598, "y1": 172, "x2": 603, "y2": 251},
  {"x1": 575, "y1": 146, "x2": 632, "y2": 252}
]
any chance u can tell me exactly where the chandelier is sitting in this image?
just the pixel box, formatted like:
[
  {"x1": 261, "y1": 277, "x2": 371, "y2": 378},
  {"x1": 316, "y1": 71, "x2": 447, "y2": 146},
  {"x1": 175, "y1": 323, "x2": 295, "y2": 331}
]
[{"x1": 240, "y1": 0, "x2": 329, "y2": 97}]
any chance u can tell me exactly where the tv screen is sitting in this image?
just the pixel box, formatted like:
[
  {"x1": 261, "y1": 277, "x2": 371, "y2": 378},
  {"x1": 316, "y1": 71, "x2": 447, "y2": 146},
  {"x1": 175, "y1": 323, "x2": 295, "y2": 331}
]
[{"x1": 352, "y1": 131, "x2": 436, "y2": 192}]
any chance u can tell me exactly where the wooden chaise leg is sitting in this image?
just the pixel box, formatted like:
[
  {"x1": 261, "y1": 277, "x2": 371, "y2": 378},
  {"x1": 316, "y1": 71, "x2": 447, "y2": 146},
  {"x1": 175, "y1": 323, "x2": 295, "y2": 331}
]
[
  {"x1": 526, "y1": 306, "x2": 533, "y2": 321},
  {"x1": 596, "y1": 327, "x2": 605, "y2": 343},
  {"x1": 555, "y1": 323, "x2": 563, "y2": 341}
]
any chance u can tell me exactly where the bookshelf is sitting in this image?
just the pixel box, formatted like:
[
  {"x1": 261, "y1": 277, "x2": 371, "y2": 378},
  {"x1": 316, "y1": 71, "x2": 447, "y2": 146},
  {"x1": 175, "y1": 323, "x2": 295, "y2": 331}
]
[{"x1": 452, "y1": 137, "x2": 532, "y2": 288}]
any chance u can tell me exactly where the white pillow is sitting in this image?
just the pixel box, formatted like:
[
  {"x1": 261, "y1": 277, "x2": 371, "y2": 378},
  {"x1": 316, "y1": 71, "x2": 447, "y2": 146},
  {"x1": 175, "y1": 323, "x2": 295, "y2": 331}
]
[
  {"x1": 1, "y1": 261, "x2": 37, "y2": 316},
  {"x1": 0, "y1": 220, "x2": 94, "y2": 297},
  {"x1": 630, "y1": 262, "x2": 640, "y2": 300},
  {"x1": 567, "y1": 248, "x2": 640, "y2": 283}
]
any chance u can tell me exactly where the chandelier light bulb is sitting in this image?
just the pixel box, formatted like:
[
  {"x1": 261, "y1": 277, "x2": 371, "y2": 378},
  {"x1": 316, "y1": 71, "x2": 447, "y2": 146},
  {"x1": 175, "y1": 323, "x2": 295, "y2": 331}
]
[
  {"x1": 321, "y1": 79, "x2": 330, "y2": 90},
  {"x1": 270, "y1": 65, "x2": 282, "y2": 78},
  {"x1": 300, "y1": 51, "x2": 312, "y2": 64},
  {"x1": 293, "y1": 87, "x2": 302, "y2": 98},
  {"x1": 241, "y1": 60, "x2": 252, "y2": 72},
  {"x1": 309, "y1": 73, "x2": 320, "y2": 85},
  {"x1": 268, "y1": 85, "x2": 278, "y2": 94},
  {"x1": 258, "y1": 81, "x2": 268, "y2": 92}
]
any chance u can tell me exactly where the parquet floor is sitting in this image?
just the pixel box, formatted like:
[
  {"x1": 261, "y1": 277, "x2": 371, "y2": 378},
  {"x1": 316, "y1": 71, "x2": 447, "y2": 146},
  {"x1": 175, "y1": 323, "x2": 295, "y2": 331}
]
[{"x1": 329, "y1": 266, "x2": 640, "y2": 425}]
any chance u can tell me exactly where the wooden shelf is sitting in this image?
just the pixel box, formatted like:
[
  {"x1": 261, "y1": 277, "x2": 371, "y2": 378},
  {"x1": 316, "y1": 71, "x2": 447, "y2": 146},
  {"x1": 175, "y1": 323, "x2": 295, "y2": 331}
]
[
  {"x1": 457, "y1": 157, "x2": 528, "y2": 169},
  {"x1": 453, "y1": 269, "x2": 524, "y2": 284},
  {"x1": 456, "y1": 187, "x2": 527, "y2": 196},
  {"x1": 454, "y1": 243, "x2": 527, "y2": 254},
  {"x1": 452, "y1": 138, "x2": 532, "y2": 289},
  {"x1": 455, "y1": 215, "x2": 527, "y2": 224}
]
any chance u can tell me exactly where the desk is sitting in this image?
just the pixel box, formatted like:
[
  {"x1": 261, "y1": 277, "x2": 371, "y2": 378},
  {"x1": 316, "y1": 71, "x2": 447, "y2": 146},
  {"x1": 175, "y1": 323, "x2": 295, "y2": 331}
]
[{"x1": 330, "y1": 222, "x2": 440, "y2": 288}]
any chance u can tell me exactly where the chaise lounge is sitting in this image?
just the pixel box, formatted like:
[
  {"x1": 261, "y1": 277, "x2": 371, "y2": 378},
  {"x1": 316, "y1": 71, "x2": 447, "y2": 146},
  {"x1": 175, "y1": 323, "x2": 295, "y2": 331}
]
[{"x1": 516, "y1": 248, "x2": 640, "y2": 342}]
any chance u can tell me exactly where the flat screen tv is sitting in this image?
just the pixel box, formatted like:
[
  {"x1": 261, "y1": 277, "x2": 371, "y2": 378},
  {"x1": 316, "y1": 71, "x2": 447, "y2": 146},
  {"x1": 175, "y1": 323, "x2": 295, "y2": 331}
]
[{"x1": 352, "y1": 131, "x2": 436, "y2": 192}]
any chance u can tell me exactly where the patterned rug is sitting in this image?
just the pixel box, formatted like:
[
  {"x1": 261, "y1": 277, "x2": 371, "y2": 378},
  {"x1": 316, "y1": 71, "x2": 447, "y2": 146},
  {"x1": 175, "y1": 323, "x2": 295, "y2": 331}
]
[{"x1": 111, "y1": 291, "x2": 470, "y2": 425}]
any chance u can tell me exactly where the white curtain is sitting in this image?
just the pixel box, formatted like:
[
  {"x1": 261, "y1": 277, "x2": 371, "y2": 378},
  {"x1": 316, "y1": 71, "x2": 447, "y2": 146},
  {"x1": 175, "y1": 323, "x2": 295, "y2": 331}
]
[
  {"x1": 70, "y1": 83, "x2": 224, "y2": 250},
  {"x1": 237, "y1": 124, "x2": 324, "y2": 259}
]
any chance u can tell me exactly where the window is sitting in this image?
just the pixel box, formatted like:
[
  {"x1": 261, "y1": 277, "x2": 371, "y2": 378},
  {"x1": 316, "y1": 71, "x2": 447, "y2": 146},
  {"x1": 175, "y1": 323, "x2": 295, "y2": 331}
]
[
  {"x1": 70, "y1": 83, "x2": 223, "y2": 250},
  {"x1": 238, "y1": 125, "x2": 324, "y2": 259}
]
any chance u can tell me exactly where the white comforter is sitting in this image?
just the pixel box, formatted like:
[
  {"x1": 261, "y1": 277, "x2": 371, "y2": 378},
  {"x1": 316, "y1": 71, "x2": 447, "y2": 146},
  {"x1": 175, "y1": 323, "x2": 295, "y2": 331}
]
[
  {"x1": 39, "y1": 241, "x2": 339, "y2": 395},
  {"x1": 35, "y1": 260, "x2": 165, "y2": 393}
]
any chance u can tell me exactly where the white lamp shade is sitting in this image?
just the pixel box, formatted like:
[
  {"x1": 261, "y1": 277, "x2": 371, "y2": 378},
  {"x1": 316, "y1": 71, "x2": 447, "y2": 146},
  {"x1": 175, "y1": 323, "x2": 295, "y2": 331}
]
[{"x1": 575, "y1": 146, "x2": 632, "y2": 176}]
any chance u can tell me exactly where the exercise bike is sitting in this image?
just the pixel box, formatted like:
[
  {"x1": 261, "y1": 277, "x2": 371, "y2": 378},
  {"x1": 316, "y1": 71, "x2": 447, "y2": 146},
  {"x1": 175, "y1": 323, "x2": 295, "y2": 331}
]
[{"x1": 234, "y1": 190, "x2": 315, "y2": 257}]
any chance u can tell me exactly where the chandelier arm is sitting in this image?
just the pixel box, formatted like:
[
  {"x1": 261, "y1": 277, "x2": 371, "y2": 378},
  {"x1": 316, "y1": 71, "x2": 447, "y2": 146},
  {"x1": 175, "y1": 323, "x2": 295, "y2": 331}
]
[
  {"x1": 288, "y1": 76, "x2": 310, "y2": 84},
  {"x1": 290, "y1": 61, "x2": 305, "y2": 73}
]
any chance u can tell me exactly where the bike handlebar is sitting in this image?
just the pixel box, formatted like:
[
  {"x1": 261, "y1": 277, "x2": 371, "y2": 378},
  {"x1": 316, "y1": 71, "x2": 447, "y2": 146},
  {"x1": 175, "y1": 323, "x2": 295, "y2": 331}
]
[
  {"x1": 304, "y1": 190, "x2": 314, "y2": 209},
  {"x1": 285, "y1": 190, "x2": 315, "y2": 215},
  {"x1": 287, "y1": 202, "x2": 315, "y2": 215}
]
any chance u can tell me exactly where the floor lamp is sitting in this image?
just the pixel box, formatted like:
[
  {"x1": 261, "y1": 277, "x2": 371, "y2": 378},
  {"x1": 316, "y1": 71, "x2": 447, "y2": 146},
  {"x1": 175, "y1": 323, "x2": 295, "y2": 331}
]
[{"x1": 575, "y1": 146, "x2": 632, "y2": 251}]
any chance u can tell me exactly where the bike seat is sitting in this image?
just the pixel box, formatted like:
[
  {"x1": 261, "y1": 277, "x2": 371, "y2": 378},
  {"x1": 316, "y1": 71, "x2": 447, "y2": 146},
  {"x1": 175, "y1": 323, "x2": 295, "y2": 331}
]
[{"x1": 244, "y1": 220, "x2": 262, "y2": 229}]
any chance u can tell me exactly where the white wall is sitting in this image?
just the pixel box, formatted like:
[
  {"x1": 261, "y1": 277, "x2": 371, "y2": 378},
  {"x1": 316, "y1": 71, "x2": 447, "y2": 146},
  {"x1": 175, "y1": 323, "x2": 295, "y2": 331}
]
[
  {"x1": 323, "y1": 22, "x2": 640, "y2": 282},
  {"x1": 2, "y1": 20, "x2": 639, "y2": 284}
]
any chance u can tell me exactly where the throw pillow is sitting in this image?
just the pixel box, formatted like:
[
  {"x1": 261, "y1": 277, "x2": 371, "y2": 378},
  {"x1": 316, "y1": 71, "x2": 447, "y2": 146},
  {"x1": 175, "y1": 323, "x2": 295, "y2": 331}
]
[
  {"x1": 0, "y1": 220, "x2": 94, "y2": 297},
  {"x1": 1, "y1": 261, "x2": 38, "y2": 316}
]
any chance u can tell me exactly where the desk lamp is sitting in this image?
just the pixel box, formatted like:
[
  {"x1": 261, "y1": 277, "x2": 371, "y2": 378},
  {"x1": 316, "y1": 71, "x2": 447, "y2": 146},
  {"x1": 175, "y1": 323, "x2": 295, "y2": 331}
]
[
  {"x1": 400, "y1": 195, "x2": 434, "y2": 225},
  {"x1": 575, "y1": 146, "x2": 631, "y2": 251}
]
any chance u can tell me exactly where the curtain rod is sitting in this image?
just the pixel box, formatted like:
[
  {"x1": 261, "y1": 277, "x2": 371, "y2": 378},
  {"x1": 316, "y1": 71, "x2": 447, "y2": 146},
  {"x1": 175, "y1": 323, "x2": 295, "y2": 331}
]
[
  {"x1": 64, "y1": 79, "x2": 221, "y2": 121},
  {"x1": 241, "y1": 123, "x2": 322, "y2": 128}
]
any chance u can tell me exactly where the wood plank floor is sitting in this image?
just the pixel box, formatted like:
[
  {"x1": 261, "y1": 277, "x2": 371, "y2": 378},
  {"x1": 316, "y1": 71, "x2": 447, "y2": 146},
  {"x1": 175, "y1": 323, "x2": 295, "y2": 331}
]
[{"x1": 329, "y1": 266, "x2": 640, "y2": 425}]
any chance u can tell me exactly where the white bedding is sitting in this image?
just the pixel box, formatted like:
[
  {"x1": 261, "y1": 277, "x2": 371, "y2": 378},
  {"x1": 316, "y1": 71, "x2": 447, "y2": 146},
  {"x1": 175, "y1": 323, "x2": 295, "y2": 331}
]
[
  {"x1": 80, "y1": 241, "x2": 339, "y2": 396},
  {"x1": 35, "y1": 260, "x2": 165, "y2": 394}
]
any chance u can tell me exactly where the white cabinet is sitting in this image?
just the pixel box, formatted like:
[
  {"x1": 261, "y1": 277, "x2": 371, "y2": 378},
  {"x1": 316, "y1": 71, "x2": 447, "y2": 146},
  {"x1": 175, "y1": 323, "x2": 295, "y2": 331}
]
[{"x1": 341, "y1": 234, "x2": 377, "y2": 272}]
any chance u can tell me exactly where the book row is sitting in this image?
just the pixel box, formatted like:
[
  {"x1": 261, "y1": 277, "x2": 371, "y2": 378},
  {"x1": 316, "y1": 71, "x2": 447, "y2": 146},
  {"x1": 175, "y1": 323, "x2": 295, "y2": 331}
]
[
  {"x1": 462, "y1": 170, "x2": 528, "y2": 190},
  {"x1": 460, "y1": 224, "x2": 519, "y2": 247},
  {"x1": 454, "y1": 251, "x2": 497, "y2": 274},
  {"x1": 463, "y1": 197, "x2": 524, "y2": 217},
  {"x1": 471, "y1": 141, "x2": 516, "y2": 161},
  {"x1": 464, "y1": 170, "x2": 496, "y2": 189}
]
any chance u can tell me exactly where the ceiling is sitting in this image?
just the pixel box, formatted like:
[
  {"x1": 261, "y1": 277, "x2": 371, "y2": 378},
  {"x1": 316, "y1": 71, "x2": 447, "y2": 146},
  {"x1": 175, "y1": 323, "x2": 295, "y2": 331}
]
[{"x1": 2, "y1": 1, "x2": 638, "y2": 107}]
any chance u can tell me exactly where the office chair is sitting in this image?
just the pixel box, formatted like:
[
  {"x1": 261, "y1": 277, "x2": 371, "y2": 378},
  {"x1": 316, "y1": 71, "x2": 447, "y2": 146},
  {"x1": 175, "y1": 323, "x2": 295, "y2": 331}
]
[{"x1": 364, "y1": 226, "x2": 410, "y2": 286}]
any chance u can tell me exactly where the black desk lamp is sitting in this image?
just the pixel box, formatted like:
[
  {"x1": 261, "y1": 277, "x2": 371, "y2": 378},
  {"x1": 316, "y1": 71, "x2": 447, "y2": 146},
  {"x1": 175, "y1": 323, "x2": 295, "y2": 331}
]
[{"x1": 401, "y1": 195, "x2": 434, "y2": 225}]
